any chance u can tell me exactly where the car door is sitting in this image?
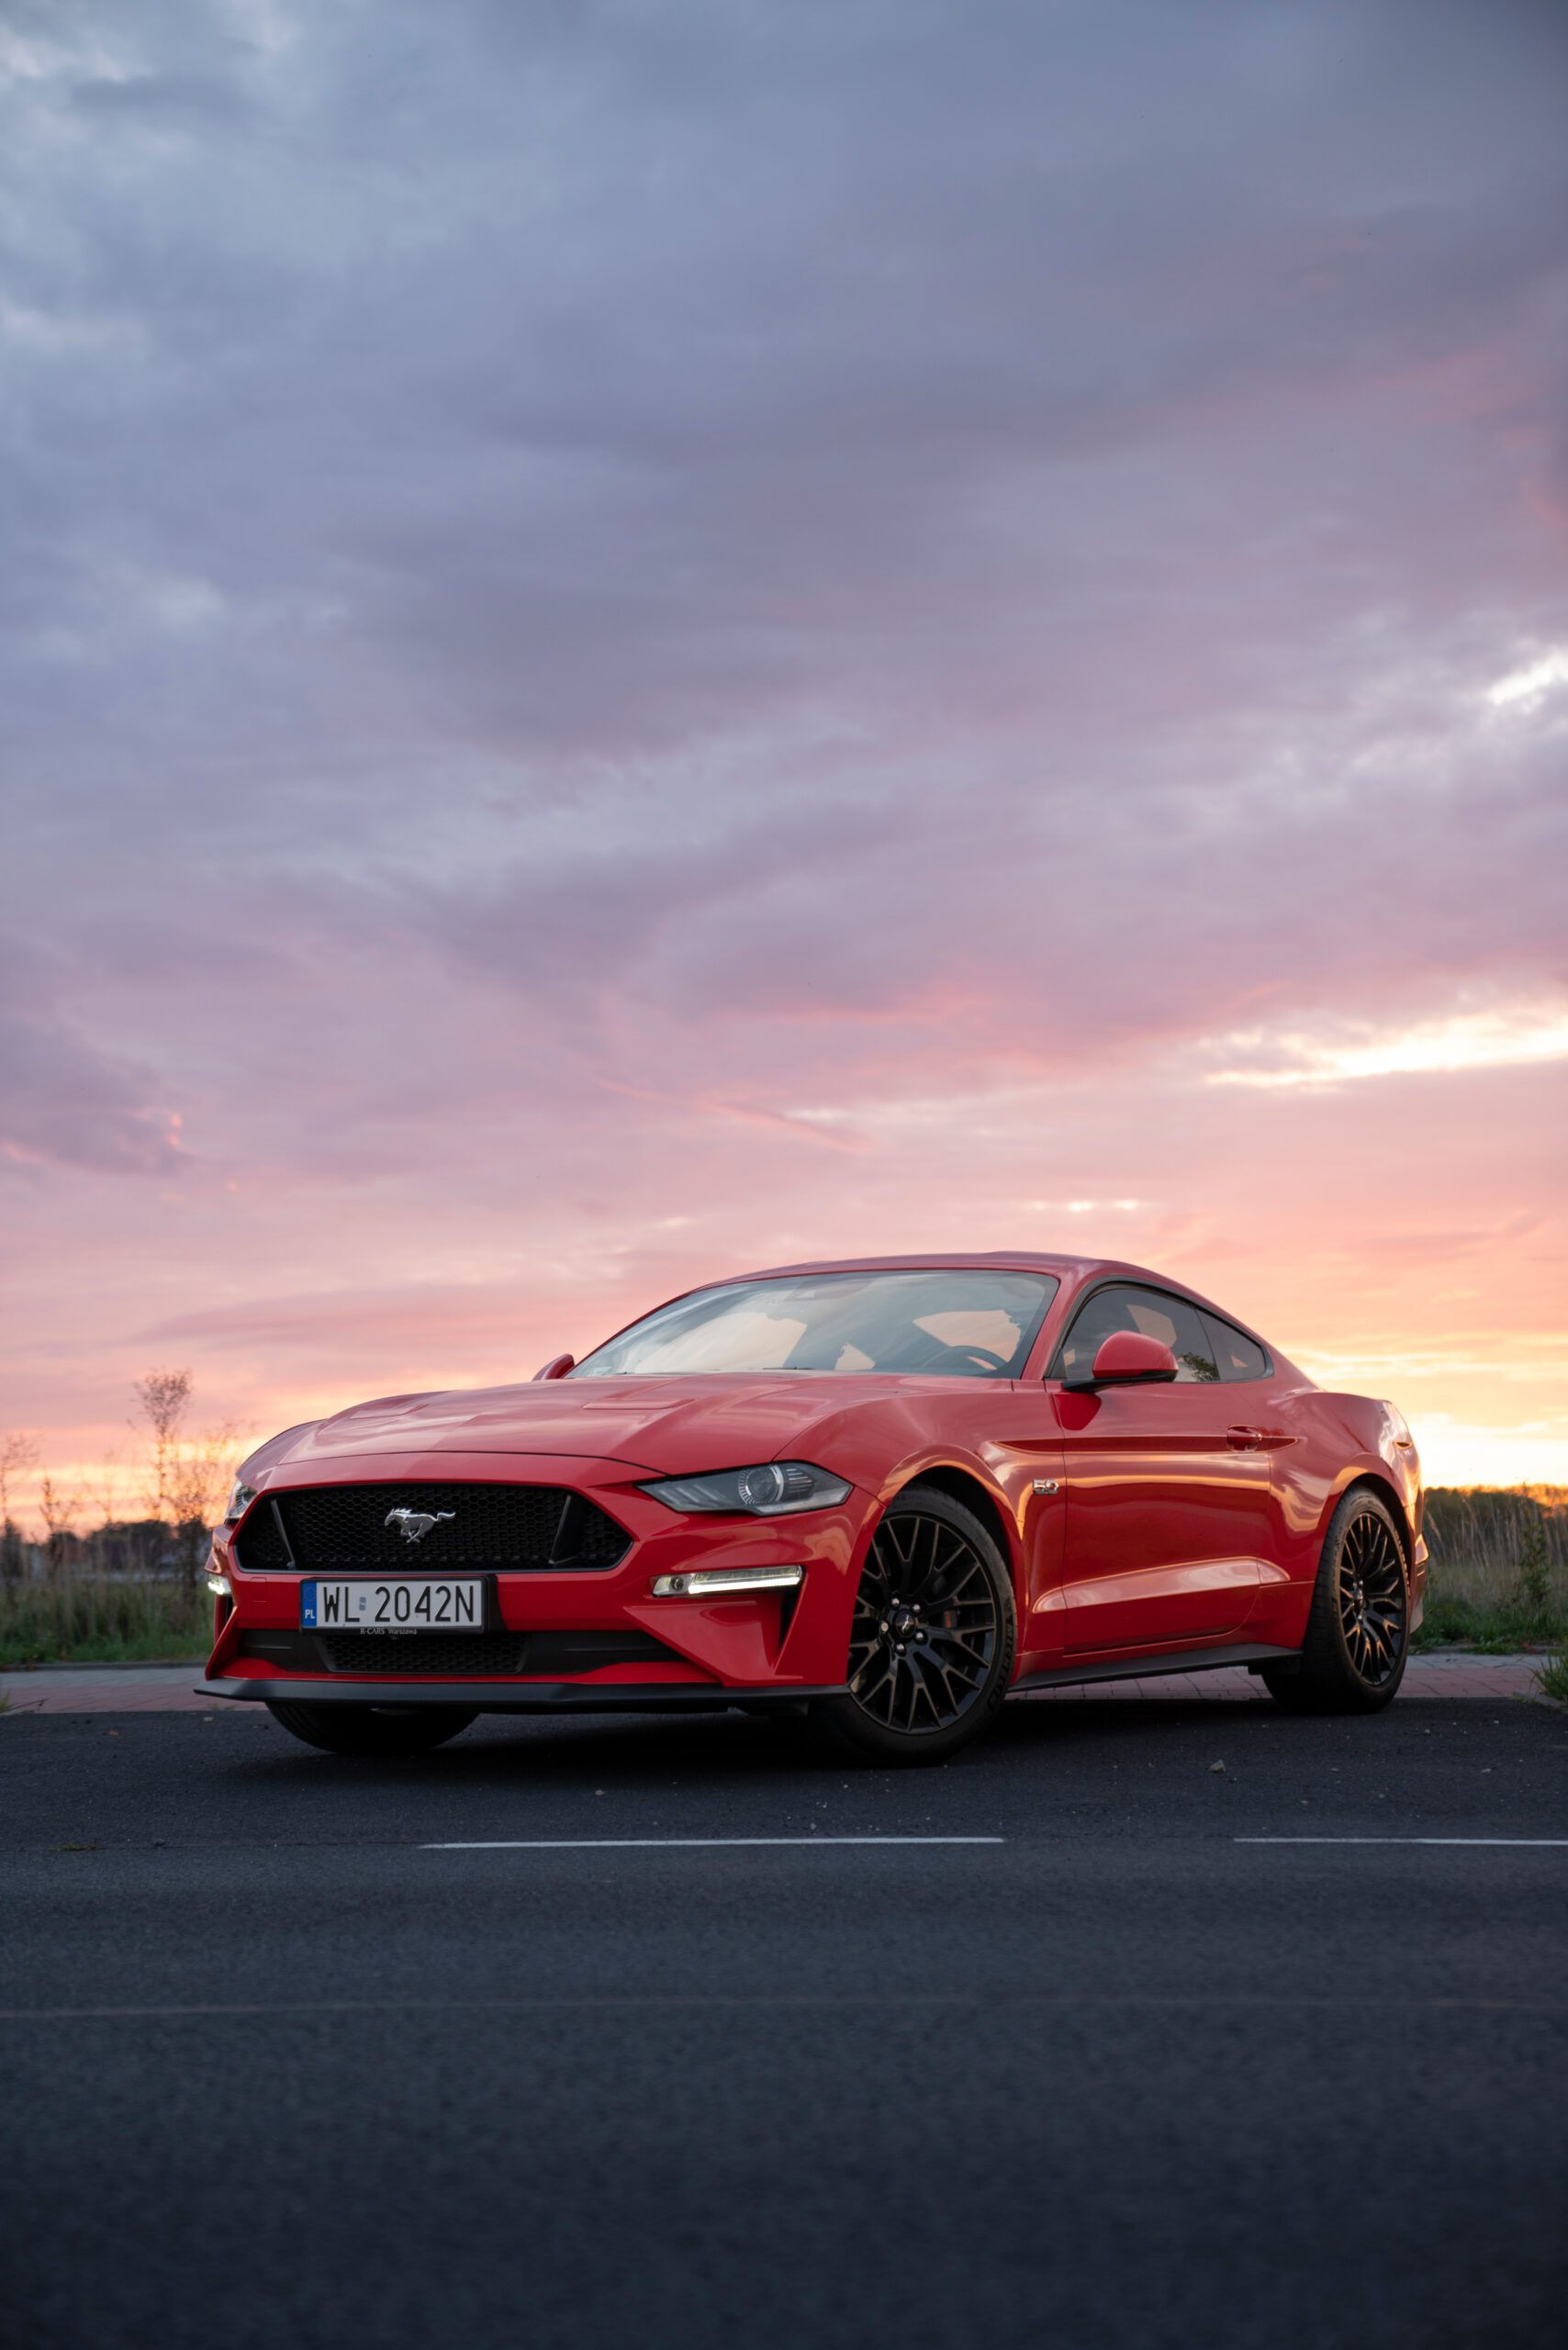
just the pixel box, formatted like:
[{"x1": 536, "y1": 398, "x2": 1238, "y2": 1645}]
[{"x1": 1049, "y1": 1282, "x2": 1273, "y2": 1653}]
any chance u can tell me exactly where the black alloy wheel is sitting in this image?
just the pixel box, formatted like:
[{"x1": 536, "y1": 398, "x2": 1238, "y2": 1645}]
[
  {"x1": 818, "y1": 1483, "x2": 1015, "y2": 1762},
  {"x1": 1337, "y1": 1505, "x2": 1406, "y2": 1685},
  {"x1": 1261, "y1": 1486, "x2": 1410, "y2": 1715}
]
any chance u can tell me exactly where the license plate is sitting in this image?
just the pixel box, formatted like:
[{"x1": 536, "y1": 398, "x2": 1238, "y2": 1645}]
[{"x1": 300, "y1": 1579, "x2": 486, "y2": 1633}]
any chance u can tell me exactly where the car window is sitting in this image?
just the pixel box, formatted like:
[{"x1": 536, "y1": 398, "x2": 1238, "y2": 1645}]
[
  {"x1": 1051, "y1": 1283, "x2": 1220, "y2": 1383},
  {"x1": 1198, "y1": 1311, "x2": 1270, "y2": 1382},
  {"x1": 572, "y1": 1269, "x2": 1059, "y2": 1379}
]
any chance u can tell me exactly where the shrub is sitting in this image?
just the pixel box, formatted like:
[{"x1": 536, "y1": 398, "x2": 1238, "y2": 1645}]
[{"x1": 1517, "y1": 1516, "x2": 1551, "y2": 1624}]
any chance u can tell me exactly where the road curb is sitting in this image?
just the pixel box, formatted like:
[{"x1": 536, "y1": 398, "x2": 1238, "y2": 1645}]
[{"x1": 0, "y1": 1659, "x2": 206, "y2": 1674}]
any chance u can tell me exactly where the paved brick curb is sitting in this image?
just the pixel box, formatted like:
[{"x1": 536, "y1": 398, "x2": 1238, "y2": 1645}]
[
  {"x1": 1014, "y1": 1656, "x2": 1549, "y2": 1705},
  {"x1": 1, "y1": 1658, "x2": 204, "y2": 1673},
  {"x1": 2, "y1": 1666, "x2": 217, "y2": 1716}
]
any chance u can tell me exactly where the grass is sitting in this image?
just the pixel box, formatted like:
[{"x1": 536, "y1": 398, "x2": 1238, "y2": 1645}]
[
  {"x1": 0, "y1": 1577, "x2": 211, "y2": 1669},
  {"x1": 1414, "y1": 1486, "x2": 1568, "y2": 1653},
  {"x1": 1536, "y1": 1653, "x2": 1568, "y2": 1706},
  {"x1": 1414, "y1": 1593, "x2": 1568, "y2": 1652}
]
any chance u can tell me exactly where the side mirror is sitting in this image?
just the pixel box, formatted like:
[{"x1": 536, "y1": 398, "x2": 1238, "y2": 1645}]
[
  {"x1": 1064, "y1": 1331, "x2": 1179, "y2": 1393},
  {"x1": 533, "y1": 1353, "x2": 576, "y2": 1382}
]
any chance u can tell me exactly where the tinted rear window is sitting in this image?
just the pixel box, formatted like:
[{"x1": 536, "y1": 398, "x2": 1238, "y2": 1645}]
[{"x1": 1198, "y1": 1312, "x2": 1270, "y2": 1382}]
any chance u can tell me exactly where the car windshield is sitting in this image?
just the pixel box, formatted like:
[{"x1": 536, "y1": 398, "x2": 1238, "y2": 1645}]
[{"x1": 570, "y1": 1270, "x2": 1058, "y2": 1380}]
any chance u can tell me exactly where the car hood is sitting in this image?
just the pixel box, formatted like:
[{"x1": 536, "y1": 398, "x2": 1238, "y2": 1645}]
[{"x1": 246, "y1": 1373, "x2": 948, "y2": 1480}]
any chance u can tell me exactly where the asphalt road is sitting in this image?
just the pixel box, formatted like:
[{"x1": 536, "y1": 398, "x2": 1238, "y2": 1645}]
[{"x1": 3, "y1": 1694, "x2": 1564, "y2": 2350}]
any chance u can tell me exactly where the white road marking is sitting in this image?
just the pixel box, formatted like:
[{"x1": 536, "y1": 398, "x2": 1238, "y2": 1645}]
[
  {"x1": 4, "y1": 1991, "x2": 1563, "y2": 2020},
  {"x1": 421, "y1": 1835, "x2": 1005, "y2": 1851},
  {"x1": 1237, "y1": 1837, "x2": 1568, "y2": 1847}
]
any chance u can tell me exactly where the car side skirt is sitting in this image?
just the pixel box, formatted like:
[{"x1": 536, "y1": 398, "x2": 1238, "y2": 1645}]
[
  {"x1": 198, "y1": 1676, "x2": 847, "y2": 1716},
  {"x1": 1009, "y1": 1642, "x2": 1302, "y2": 1695}
]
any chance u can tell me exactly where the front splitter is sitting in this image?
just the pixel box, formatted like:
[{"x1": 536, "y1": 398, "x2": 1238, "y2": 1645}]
[{"x1": 199, "y1": 1675, "x2": 846, "y2": 1716}]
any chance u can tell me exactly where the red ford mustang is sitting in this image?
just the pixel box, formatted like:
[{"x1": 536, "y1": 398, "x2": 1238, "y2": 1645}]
[{"x1": 201, "y1": 1254, "x2": 1426, "y2": 1762}]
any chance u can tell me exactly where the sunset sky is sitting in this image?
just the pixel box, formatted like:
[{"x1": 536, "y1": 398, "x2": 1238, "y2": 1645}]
[{"x1": 3, "y1": 0, "x2": 1566, "y2": 1521}]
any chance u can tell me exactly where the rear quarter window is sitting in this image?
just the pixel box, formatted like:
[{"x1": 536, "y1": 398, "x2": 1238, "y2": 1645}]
[{"x1": 1199, "y1": 1312, "x2": 1270, "y2": 1382}]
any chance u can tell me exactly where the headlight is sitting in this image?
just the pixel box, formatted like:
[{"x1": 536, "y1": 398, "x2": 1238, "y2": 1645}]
[
  {"x1": 224, "y1": 1481, "x2": 258, "y2": 1521},
  {"x1": 637, "y1": 1460, "x2": 851, "y2": 1516}
]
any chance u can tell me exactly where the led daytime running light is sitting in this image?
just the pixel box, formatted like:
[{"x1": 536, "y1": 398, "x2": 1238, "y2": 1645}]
[{"x1": 651, "y1": 1564, "x2": 806, "y2": 1597}]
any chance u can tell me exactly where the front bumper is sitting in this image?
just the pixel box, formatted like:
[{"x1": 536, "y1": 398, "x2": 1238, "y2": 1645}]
[
  {"x1": 199, "y1": 1675, "x2": 847, "y2": 1715},
  {"x1": 203, "y1": 1447, "x2": 873, "y2": 1700}
]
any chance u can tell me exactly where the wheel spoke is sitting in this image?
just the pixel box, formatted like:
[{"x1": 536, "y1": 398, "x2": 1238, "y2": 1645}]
[
  {"x1": 930, "y1": 1531, "x2": 966, "y2": 1583},
  {"x1": 932, "y1": 1632, "x2": 991, "y2": 1674},
  {"x1": 850, "y1": 1649, "x2": 890, "y2": 1699}
]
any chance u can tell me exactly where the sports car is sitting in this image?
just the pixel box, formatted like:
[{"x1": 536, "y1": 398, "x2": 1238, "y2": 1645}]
[{"x1": 200, "y1": 1253, "x2": 1426, "y2": 1762}]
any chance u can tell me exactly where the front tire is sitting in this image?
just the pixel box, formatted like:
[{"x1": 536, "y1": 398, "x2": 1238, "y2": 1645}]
[
  {"x1": 265, "y1": 1701, "x2": 478, "y2": 1756},
  {"x1": 1261, "y1": 1487, "x2": 1409, "y2": 1715},
  {"x1": 816, "y1": 1483, "x2": 1015, "y2": 1764}
]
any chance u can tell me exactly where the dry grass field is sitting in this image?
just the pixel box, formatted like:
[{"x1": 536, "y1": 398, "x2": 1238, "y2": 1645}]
[{"x1": 1418, "y1": 1486, "x2": 1567, "y2": 1651}]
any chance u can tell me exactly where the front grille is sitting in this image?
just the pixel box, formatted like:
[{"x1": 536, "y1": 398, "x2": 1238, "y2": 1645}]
[
  {"x1": 319, "y1": 1631, "x2": 530, "y2": 1674},
  {"x1": 235, "y1": 1483, "x2": 630, "y2": 1575},
  {"x1": 239, "y1": 1628, "x2": 682, "y2": 1678}
]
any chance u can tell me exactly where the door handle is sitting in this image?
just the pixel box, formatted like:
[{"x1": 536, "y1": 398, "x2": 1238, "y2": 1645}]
[{"x1": 1226, "y1": 1426, "x2": 1264, "y2": 1449}]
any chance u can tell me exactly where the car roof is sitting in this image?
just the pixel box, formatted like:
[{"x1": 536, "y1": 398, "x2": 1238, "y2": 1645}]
[
  {"x1": 729, "y1": 1250, "x2": 1079, "y2": 1276},
  {"x1": 722, "y1": 1250, "x2": 1182, "y2": 1293},
  {"x1": 711, "y1": 1253, "x2": 1268, "y2": 1341}
]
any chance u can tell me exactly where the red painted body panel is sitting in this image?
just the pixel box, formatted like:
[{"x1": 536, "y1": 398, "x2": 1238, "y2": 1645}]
[
  {"x1": 207, "y1": 1252, "x2": 1426, "y2": 1704},
  {"x1": 1049, "y1": 1380, "x2": 1271, "y2": 1650}
]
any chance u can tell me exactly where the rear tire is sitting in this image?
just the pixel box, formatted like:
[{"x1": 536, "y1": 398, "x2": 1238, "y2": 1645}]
[
  {"x1": 1261, "y1": 1487, "x2": 1409, "y2": 1715},
  {"x1": 265, "y1": 1701, "x2": 478, "y2": 1756},
  {"x1": 815, "y1": 1483, "x2": 1015, "y2": 1765}
]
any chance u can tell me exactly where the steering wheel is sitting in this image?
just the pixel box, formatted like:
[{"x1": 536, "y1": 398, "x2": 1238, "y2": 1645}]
[
  {"x1": 904, "y1": 1338, "x2": 1013, "y2": 1376},
  {"x1": 946, "y1": 1343, "x2": 1011, "y2": 1374}
]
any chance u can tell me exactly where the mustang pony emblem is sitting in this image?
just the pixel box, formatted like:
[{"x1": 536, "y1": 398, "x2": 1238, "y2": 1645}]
[{"x1": 385, "y1": 1506, "x2": 456, "y2": 1544}]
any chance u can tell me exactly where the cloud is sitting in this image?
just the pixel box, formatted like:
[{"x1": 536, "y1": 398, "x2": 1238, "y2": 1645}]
[
  {"x1": 2, "y1": 0, "x2": 1566, "y2": 1486},
  {"x1": 1205, "y1": 1002, "x2": 1568, "y2": 1089},
  {"x1": 1485, "y1": 647, "x2": 1568, "y2": 714},
  {"x1": 0, "y1": 958, "x2": 183, "y2": 1174}
]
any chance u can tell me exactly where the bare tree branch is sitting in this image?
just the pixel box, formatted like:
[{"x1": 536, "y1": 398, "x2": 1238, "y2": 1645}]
[
  {"x1": 0, "y1": 1430, "x2": 40, "y2": 1523},
  {"x1": 131, "y1": 1370, "x2": 192, "y2": 1529},
  {"x1": 130, "y1": 1371, "x2": 244, "y2": 1584},
  {"x1": 38, "y1": 1475, "x2": 81, "y2": 1582}
]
